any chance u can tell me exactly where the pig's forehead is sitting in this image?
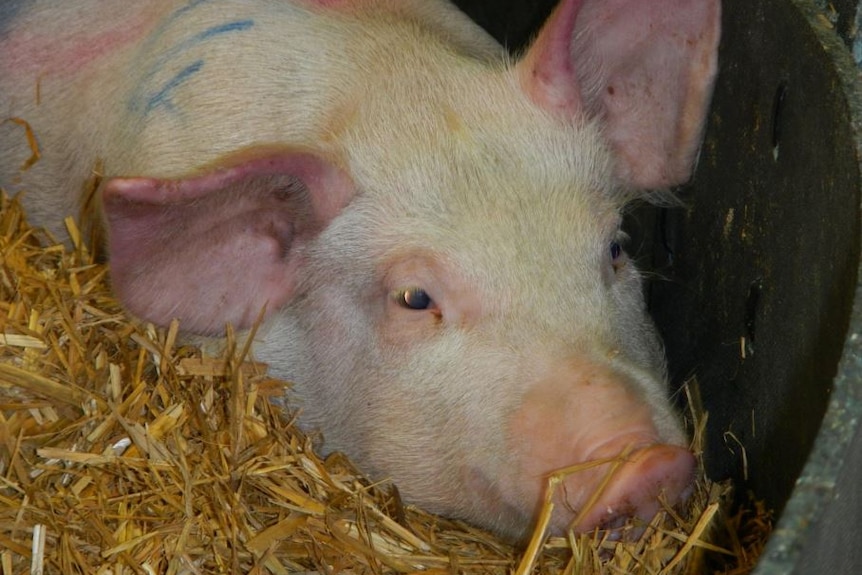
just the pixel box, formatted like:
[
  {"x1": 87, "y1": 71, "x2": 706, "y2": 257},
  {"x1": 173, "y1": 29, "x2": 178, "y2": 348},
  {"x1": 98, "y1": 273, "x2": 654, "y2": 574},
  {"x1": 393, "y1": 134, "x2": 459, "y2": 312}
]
[
  {"x1": 339, "y1": 140, "x2": 622, "y2": 296},
  {"x1": 346, "y1": 99, "x2": 623, "y2": 204},
  {"x1": 330, "y1": 27, "x2": 628, "y2": 215},
  {"x1": 333, "y1": 37, "x2": 630, "y2": 262},
  {"x1": 345, "y1": 111, "x2": 625, "y2": 235}
]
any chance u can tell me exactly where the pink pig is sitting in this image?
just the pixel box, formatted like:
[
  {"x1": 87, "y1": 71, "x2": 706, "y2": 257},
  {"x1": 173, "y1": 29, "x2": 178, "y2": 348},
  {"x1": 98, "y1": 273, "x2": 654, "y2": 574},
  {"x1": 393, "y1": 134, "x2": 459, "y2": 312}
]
[{"x1": 0, "y1": 0, "x2": 721, "y2": 540}]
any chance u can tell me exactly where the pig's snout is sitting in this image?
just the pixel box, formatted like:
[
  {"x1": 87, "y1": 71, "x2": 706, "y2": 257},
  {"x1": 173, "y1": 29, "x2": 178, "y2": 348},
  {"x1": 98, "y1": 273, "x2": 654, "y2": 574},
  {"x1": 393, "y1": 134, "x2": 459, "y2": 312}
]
[
  {"x1": 501, "y1": 356, "x2": 695, "y2": 540},
  {"x1": 561, "y1": 442, "x2": 696, "y2": 535}
]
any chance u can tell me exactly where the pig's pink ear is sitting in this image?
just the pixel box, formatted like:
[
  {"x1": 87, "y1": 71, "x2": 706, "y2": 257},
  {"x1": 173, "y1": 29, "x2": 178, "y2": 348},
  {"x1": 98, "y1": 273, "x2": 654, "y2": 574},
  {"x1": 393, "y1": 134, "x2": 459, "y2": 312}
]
[
  {"x1": 519, "y1": 0, "x2": 721, "y2": 189},
  {"x1": 517, "y1": 0, "x2": 584, "y2": 115},
  {"x1": 102, "y1": 150, "x2": 354, "y2": 335}
]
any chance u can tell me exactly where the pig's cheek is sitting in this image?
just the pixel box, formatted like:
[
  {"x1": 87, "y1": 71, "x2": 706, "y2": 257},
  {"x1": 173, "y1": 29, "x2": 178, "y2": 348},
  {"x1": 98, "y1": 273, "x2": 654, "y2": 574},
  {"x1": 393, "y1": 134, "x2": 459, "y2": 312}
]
[
  {"x1": 608, "y1": 271, "x2": 667, "y2": 376},
  {"x1": 299, "y1": 285, "x2": 373, "y2": 367}
]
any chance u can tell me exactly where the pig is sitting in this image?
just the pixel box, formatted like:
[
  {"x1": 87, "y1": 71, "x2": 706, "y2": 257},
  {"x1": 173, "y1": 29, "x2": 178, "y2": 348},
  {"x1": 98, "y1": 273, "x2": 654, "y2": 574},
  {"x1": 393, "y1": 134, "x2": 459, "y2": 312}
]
[{"x1": 0, "y1": 0, "x2": 721, "y2": 542}]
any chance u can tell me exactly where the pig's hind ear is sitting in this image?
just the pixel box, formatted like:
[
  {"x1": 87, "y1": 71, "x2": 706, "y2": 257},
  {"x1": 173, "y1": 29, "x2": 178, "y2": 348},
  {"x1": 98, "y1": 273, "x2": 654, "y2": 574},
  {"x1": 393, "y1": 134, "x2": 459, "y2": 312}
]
[
  {"x1": 519, "y1": 0, "x2": 721, "y2": 189},
  {"x1": 102, "y1": 149, "x2": 354, "y2": 335}
]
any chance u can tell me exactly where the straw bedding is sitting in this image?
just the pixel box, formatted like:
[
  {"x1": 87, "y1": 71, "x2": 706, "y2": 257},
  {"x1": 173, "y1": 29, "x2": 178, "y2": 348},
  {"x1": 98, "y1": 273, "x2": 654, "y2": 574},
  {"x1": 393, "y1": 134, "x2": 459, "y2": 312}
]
[{"x1": 0, "y1": 190, "x2": 770, "y2": 574}]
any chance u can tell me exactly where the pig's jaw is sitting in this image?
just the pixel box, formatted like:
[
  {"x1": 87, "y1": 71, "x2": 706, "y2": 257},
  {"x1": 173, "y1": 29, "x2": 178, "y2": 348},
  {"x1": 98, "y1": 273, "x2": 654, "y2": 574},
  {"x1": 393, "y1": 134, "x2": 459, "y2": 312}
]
[{"x1": 461, "y1": 466, "x2": 531, "y2": 539}]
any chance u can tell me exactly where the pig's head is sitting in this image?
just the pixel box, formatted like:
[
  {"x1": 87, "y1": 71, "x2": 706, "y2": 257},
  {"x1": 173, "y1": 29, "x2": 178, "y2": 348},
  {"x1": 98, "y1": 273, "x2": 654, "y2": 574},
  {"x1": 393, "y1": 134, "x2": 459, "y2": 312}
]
[{"x1": 100, "y1": 0, "x2": 720, "y2": 541}]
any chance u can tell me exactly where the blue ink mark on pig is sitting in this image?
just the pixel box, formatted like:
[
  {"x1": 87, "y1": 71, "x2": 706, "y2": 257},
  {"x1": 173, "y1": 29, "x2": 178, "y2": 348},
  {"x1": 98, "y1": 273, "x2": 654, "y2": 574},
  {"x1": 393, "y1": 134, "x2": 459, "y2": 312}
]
[
  {"x1": 198, "y1": 20, "x2": 255, "y2": 39},
  {"x1": 130, "y1": 17, "x2": 255, "y2": 117},
  {"x1": 172, "y1": 0, "x2": 212, "y2": 20},
  {"x1": 144, "y1": 60, "x2": 204, "y2": 115},
  {"x1": 0, "y1": 1, "x2": 27, "y2": 35}
]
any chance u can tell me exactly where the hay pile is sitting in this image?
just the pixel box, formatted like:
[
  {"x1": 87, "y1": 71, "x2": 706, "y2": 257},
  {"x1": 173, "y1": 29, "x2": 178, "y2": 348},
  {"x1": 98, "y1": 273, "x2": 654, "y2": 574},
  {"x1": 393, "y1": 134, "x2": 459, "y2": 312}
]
[{"x1": 0, "y1": 191, "x2": 770, "y2": 574}]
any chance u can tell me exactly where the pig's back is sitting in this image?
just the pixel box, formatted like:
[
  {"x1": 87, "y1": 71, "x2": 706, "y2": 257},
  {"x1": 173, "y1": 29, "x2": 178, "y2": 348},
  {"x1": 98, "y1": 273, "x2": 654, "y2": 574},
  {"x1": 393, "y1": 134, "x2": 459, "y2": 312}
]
[{"x1": 0, "y1": 0, "x2": 500, "y2": 238}]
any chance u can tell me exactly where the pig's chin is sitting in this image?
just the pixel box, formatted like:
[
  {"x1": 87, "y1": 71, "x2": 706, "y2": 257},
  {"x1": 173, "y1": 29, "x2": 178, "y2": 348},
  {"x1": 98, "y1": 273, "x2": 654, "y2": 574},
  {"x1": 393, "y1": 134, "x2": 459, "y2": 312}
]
[{"x1": 460, "y1": 466, "x2": 536, "y2": 544}]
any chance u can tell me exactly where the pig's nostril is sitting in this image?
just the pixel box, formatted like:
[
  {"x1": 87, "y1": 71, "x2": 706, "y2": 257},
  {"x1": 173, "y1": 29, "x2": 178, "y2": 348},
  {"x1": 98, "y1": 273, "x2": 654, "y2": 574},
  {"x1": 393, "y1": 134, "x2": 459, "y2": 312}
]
[
  {"x1": 596, "y1": 510, "x2": 634, "y2": 532},
  {"x1": 596, "y1": 512, "x2": 646, "y2": 542},
  {"x1": 590, "y1": 499, "x2": 661, "y2": 541}
]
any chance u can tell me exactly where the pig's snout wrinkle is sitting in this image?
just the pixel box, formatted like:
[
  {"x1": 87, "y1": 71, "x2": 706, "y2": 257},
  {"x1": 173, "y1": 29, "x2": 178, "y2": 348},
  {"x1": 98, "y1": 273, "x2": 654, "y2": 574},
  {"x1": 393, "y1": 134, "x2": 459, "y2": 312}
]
[{"x1": 559, "y1": 443, "x2": 697, "y2": 536}]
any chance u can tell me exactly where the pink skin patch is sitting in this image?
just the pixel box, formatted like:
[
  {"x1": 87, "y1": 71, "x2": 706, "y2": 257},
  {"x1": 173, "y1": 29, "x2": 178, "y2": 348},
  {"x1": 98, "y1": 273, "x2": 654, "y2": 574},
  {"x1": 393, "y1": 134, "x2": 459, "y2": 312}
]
[{"x1": 0, "y1": 5, "x2": 159, "y2": 80}]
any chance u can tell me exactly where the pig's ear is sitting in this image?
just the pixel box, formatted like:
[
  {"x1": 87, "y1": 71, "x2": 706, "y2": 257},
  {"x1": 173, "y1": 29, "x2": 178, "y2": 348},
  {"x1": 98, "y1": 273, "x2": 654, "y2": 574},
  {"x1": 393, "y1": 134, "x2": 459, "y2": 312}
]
[
  {"x1": 519, "y1": 0, "x2": 721, "y2": 189},
  {"x1": 102, "y1": 150, "x2": 354, "y2": 335}
]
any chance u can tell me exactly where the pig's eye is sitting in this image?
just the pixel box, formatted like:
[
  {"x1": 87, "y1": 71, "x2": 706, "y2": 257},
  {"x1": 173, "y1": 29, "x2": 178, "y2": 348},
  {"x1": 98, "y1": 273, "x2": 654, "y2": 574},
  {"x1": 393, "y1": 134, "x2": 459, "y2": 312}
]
[
  {"x1": 395, "y1": 287, "x2": 433, "y2": 310},
  {"x1": 609, "y1": 238, "x2": 628, "y2": 273}
]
